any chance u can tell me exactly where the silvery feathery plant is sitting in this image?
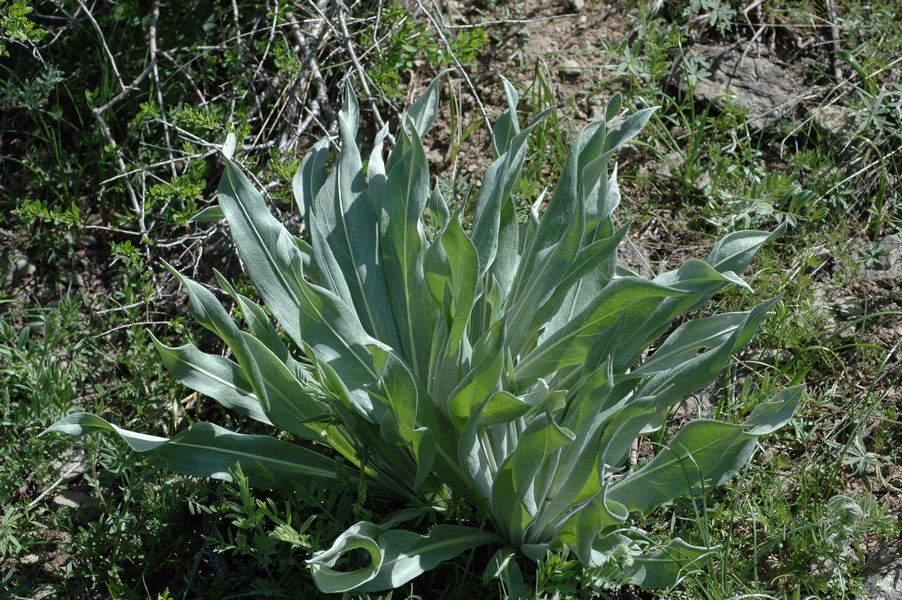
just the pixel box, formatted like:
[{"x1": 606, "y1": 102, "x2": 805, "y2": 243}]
[{"x1": 46, "y1": 76, "x2": 801, "y2": 594}]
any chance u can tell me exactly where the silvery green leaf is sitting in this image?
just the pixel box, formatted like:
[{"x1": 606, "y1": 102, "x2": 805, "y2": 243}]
[
  {"x1": 237, "y1": 331, "x2": 333, "y2": 442},
  {"x1": 380, "y1": 123, "x2": 433, "y2": 377},
  {"x1": 655, "y1": 258, "x2": 751, "y2": 293},
  {"x1": 295, "y1": 277, "x2": 382, "y2": 420},
  {"x1": 368, "y1": 345, "x2": 478, "y2": 502},
  {"x1": 367, "y1": 348, "x2": 435, "y2": 491},
  {"x1": 492, "y1": 76, "x2": 520, "y2": 159},
  {"x1": 150, "y1": 334, "x2": 269, "y2": 425},
  {"x1": 458, "y1": 394, "x2": 496, "y2": 500},
  {"x1": 479, "y1": 391, "x2": 532, "y2": 427},
  {"x1": 448, "y1": 337, "x2": 504, "y2": 428},
  {"x1": 601, "y1": 107, "x2": 657, "y2": 154},
  {"x1": 404, "y1": 70, "x2": 450, "y2": 139},
  {"x1": 292, "y1": 139, "x2": 330, "y2": 225},
  {"x1": 633, "y1": 298, "x2": 779, "y2": 378},
  {"x1": 424, "y1": 213, "x2": 478, "y2": 355},
  {"x1": 509, "y1": 413, "x2": 574, "y2": 518},
  {"x1": 530, "y1": 222, "x2": 627, "y2": 343},
  {"x1": 219, "y1": 158, "x2": 306, "y2": 347},
  {"x1": 368, "y1": 124, "x2": 390, "y2": 220},
  {"x1": 506, "y1": 199, "x2": 584, "y2": 353},
  {"x1": 530, "y1": 363, "x2": 617, "y2": 536},
  {"x1": 491, "y1": 194, "x2": 521, "y2": 302},
  {"x1": 604, "y1": 93, "x2": 622, "y2": 123},
  {"x1": 309, "y1": 521, "x2": 502, "y2": 593},
  {"x1": 512, "y1": 120, "x2": 601, "y2": 300},
  {"x1": 42, "y1": 413, "x2": 357, "y2": 490},
  {"x1": 572, "y1": 494, "x2": 629, "y2": 567},
  {"x1": 607, "y1": 386, "x2": 802, "y2": 512},
  {"x1": 292, "y1": 236, "x2": 321, "y2": 286},
  {"x1": 163, "y1": 260, "x2": 242, "y2": 343},
  {"x1": 706, "y1": 223, "x2": 786, "y2": 276},
  {"x1": 514, "y1": 278, "x2": 682, "y2": 388},
  {"x1": 214, "y1": 270, "x2": 293, "y2": 365},
  {"x1": 491, "y1": 462, "x2": 530, "y2": 548},
  {"x1": 472, "y1": 112, "x2": 549, "y2": 278},
  {"x1": 309, "y1": 86, "x2": 399, "y2": 347},
  {"x1": 618, "y1": 538, "x2": 715, "y2": 587},
  {"x1": 630, "y1": 299, "x2": 776, "y2": 430},
  {"x1": 188, "y1": 205, "x2": 224, "y2": 222},
  {"x1": 426, "y1": 183, "x2": 450, "y2": 231},
  {"x1": 222, "y1": 131, "x2": 237, "y2": 159}
]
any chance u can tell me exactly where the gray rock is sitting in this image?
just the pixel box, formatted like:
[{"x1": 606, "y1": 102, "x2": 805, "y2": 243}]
[
  {"x1": 5, "y1": 253, "x2": 36, "y2": 283},
  {"x1": 50, "y1": 447, "x2": 87, "y2": 483},
  {"x1": 674, "y1": 44, "x2": 801, "y2": 131},
  {"x1": 31, "y1": 585, "x2": 57, "y2": 600},
  {"x1": 865, "y1": 568, "x2": 902, "y2": 600},
  {"x1": 862, "y1": 234, "x2": 902, "y2": 288},
  {"x1": 814, "y1": 103, "x2": 861, "y2": 140},
  {"x1": 53, "y1": 490, "x2": 99, "y2": 511},
  {"x1": 53, "y1": 489, "x2": 101, "y2": 521},
  {"x1": 558, "y1": 58, "x2": 582, "y2": 76}
]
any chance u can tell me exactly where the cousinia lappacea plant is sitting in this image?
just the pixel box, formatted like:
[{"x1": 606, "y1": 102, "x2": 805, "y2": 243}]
[{"x1": 45, "y1": 74, "x2": 802, "y2": 594}]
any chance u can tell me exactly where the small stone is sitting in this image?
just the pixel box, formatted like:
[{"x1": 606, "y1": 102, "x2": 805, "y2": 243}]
[
  {"x1": 12, "y1": 256, "x2": 36, "y2": 282},
  {"x1": 63, "y1": 272, "x2": 86, "y2": 288},
  {"x1": 570, "y1": 0, "x2": 586, "y2": 11},
  {"x1": 808, "y1": 245, "x2": 832, "y2": 262},
  {"x1": 559, "y1": 58, "x2": 582, "y2": 76},
  {"x1": 31, "y1": 586, "x2": 57, "y2": 600},
  {"x1": 21, "y1": 554, "x2": 40, "y2": 565},
  {"x1": 809, "y1": 556, "x2": 836, "y2": 579},
  {"x1": 870, "y1": 545, "x2": 895, "y2": 566},
  {"x1": 53, "y1": 490, "x2": 101, "y2": 521},
  {"x1": 834, "y1": 298, "x2": 865, "y2": 319},
  {"x1": 863, "y1": 234, "x2": 902, "y2": 286},
  {"x1": 814, "y1": 104, "x2": 860, "y2": 139},
  {"x1": 50, "y1": 447, "x2": 88, "y2": 483}
]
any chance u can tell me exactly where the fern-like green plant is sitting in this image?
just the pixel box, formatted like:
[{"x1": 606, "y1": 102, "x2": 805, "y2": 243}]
[{"x1": 45, "y1": 75, "x2": 801, "y2": 594}]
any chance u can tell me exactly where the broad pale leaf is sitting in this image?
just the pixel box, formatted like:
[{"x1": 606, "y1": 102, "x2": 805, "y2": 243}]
[
  {"x1": 607, "y1": 387, "x2": 802, "y2": 511},
  {"x1": 309, "y1": 521, "x2": 502, "y2": 593},
  {"x1": 151, "y1": 335, "x2": 269, "y2": 425},
  {"x1": 219, "y1": 158, "x2": 306, "y2": 346},
  {"x1": 706, "y1": 224, "x2": 786, "y2": 276},
  {"x1": 295, "y1": 277, "x2": 382, "y2": 419},
  {"x1": 618, "y1": 538, "x2": 716, "y2": 588},
  {"x1": 309, "y1": 86, "x2": 399, "y2": 346},
  {"x1": 514, "y1": 278, "x2": 682, "y2": 387},
  {"x1": 380, "y1": 124, "x2": 433, "y2": 377},
  {"x1": 42, "y1": 413, "x2": 358, "y2": 490},
  {"x1": 292, "y1": 139, "x2": 329, "y2": 225}
]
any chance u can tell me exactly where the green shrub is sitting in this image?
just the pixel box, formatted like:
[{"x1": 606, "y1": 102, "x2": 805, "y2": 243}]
[{"x1": 45, "y1": 76, "x2": 801, "y2": 594}]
